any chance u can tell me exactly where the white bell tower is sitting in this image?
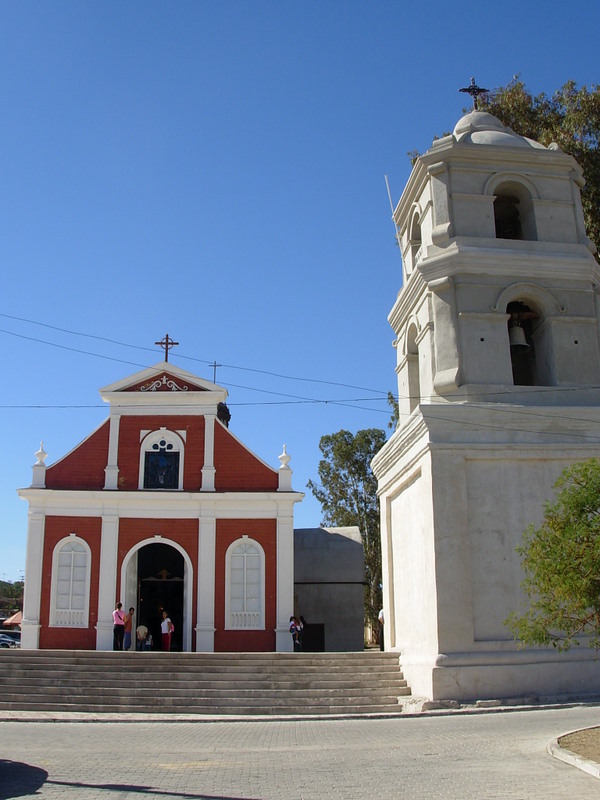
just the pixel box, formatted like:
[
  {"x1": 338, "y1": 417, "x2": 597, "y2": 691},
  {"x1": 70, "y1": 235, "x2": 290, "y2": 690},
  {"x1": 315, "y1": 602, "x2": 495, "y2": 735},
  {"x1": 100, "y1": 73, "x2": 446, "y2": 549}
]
[{"x1": 372, "y1": 105, "x2": 600, "y2": 702}]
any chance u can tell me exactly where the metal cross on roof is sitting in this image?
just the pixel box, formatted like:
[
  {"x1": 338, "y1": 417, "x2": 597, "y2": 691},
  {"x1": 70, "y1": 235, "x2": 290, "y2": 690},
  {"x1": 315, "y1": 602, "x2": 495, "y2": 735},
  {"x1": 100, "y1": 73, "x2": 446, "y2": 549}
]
[
  {"x1": 459, "y1": 77, "x2": 489, "y2": 110},
  {"x1": 155, "y1": 333, "x2": 179, "y2": 362}
]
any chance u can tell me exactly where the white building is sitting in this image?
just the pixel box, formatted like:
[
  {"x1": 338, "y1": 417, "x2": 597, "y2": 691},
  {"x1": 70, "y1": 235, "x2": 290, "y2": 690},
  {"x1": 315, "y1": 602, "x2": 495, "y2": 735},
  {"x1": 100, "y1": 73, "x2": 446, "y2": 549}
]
[{"x1": 372, "y1": 109, "x2": 600, "y2": 701}]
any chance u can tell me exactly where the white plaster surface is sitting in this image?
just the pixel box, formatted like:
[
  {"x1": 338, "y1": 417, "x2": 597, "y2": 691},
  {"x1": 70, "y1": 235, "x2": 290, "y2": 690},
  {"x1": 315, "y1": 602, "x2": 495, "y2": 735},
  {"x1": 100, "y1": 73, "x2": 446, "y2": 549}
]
[{"x1": 374, "y1": 109, "x2": 600, "y2": 702}]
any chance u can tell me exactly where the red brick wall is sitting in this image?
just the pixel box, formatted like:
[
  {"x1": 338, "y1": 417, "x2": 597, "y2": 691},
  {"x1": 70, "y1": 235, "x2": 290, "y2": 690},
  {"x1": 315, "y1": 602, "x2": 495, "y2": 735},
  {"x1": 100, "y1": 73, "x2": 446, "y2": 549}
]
[
  {"x1": 39, "y1": 516, "x2": 102, "y2": 650},
  {"x1": 45, "y1": 421, "x2": 110, "y2": 490},
  {"x1": 214, "y1": 519, "x2": 277, "y2": 652},
  {"x1": 214, "y1": 424, "x2": 279, "y2": 491},
  {"x1": 117, "y1": 416, "x2": 205, "y2": 490}
]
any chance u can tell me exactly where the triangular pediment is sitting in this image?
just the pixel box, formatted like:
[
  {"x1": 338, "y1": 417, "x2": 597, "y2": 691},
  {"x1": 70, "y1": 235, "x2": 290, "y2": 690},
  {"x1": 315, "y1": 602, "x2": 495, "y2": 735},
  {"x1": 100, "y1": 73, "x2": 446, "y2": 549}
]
[
  {"x1": 100, "y1": 362, "x2": 227, "y2": 396},
  {"x1": 124, "y1": 371, "x2": 206, "y2": 393}
]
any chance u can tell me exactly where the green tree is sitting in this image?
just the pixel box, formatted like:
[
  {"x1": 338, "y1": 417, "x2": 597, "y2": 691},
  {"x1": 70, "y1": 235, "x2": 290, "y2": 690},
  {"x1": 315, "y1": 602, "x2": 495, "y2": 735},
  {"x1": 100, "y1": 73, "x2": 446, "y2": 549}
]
[
  {"x1": 307, "y1": 428, "x2": 386, "y2": 628},
  {"x1": 479, "y1": 79, "x2": 600, "y2": 257},
  {"x1": 0, "y1": 580, "x2": 24, "y2": 613},
  {"x1": 507, "y1": 459, "x2": 600, "y2": 651}
]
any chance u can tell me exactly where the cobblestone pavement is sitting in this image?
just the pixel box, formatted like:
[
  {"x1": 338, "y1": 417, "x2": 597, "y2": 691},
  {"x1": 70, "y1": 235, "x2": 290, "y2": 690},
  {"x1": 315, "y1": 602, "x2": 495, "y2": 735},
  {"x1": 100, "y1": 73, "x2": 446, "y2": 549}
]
[{"x1": 1, "y1": 706, "x2": 600, "y2": 799}]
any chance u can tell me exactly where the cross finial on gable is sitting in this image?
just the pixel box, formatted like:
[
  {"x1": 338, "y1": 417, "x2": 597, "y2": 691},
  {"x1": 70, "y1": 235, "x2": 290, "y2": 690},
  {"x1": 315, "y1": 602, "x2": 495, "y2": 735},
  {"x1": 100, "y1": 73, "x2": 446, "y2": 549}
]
[{"x1": 155, "y1": 333, "x2": 179, "y2": 362}]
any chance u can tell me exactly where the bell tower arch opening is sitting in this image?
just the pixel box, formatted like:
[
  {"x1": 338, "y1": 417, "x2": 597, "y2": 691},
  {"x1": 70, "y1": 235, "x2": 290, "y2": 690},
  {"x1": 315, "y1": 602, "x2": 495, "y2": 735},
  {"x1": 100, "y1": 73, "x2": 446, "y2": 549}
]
[
  {"x1": 506, "y1": 300, "x2": 541, "y2": 386},
  {"x1": 493, "y1": 180, "x2": 537, "y2": 241},
  {"x1": 406, "y1": 323, "x2": 421, "y2": 412}
]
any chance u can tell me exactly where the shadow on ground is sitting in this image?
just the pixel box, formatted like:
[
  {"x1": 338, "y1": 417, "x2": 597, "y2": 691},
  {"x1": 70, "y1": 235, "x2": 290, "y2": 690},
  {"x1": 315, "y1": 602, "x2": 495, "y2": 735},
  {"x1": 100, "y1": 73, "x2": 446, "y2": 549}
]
[{"x1": 0, "y1": 759, "x2": 47, "y2": 799}]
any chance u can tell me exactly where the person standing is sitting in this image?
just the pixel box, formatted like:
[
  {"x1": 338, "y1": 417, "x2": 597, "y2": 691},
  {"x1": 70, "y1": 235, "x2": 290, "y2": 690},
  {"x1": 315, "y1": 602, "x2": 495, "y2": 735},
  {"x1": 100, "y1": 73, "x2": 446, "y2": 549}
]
[
  {"x1": 123, "y1": 607, "x2": 135, "y2": 651},
  {"x1": 112, "y1": 602, "x2": 125, "y2": 651},
  {"x1": 161, "y1": 610, "x2": 174, "y2": 651},
  {"x1": 378, "y1": 608, "x2": 385, "y2": 651},
  {"x1": 289, "y1": 616, "x2": 301, "y2": 651}
]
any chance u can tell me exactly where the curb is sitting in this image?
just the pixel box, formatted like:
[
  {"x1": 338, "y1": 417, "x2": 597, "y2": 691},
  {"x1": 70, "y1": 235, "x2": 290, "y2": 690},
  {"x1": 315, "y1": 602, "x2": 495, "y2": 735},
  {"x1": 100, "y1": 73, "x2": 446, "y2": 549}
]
[
  {"x1": 1, "y1": 700, "x2": 600, "y2": 724},
  {"x1": 548, "y1": 729, "x2": 600, "y2": 780}
]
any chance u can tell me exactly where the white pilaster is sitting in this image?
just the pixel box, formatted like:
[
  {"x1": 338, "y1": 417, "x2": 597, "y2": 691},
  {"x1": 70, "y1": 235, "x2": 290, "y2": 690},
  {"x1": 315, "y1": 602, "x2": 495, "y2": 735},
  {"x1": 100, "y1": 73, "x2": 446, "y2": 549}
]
[
  {"x1": 104, "y1": 413, "x2": 121, "y2": 489},
  {"x1": 96, "y1": 514, "x2": 119, "y2": 650},
  {"x1": 21, "y1": 511, "x2": 45, "y2": 649},
  {"x1": 195, "y1": 514, "x2": 216, "y2": 651},
  {"x1": 276, "y1": 512, "x2": 294, "y2": 652},
  {"x1": 201, "y1": 414, "x2": 216, "y2": 491}
]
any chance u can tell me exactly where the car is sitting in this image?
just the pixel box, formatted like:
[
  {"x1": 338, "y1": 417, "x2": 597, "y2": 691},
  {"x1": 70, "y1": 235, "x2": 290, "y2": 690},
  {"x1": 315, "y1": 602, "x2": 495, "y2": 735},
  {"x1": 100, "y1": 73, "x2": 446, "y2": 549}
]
[
  {"x1": 0, "y1": 633, "x2": 18, "y2": 648},
  {"x1": 1, "y1": 630, "x2": 20, "y2": 644}
]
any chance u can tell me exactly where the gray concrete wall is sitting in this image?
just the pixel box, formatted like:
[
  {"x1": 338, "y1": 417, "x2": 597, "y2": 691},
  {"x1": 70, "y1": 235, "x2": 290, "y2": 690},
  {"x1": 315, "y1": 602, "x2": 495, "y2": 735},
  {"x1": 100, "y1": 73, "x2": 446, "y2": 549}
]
[{"x1": 293, "y1": 527, "x2": 364, "y2": 652}]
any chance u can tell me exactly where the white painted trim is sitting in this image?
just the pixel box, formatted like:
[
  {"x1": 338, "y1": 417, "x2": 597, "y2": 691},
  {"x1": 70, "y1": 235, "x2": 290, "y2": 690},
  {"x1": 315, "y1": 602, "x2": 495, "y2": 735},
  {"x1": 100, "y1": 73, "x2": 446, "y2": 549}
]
[
  {"x1": 17, "y1": 488, "x2": 303, "y2": 519},
  {"x1": 276, "y1": 515, "x2": 294, "y2": 652},
  {"x1": 21, "y1": 511, "x2": 45, "y2": 649},
  {"x1": 196, "y1": 515, "x2": 216, "y2": 651},
  {"x1": 201, "y1": 415, "x2": 216, "y2": 491},
  {"x1": 49, "y1": 534, "x2": 92, "y2": 628},
  {"x1": 224, "y1": 536, "x2": 265, "y2": 631},
  {"x1": 96, "y1": 515, "x2": 119, "y2": 651},
  {"x1": 104, "y1": 413, "x2": 121, "y2": 489},
  {"x1": 120, "y1": 536, "x2": 194, "y2": 652}
]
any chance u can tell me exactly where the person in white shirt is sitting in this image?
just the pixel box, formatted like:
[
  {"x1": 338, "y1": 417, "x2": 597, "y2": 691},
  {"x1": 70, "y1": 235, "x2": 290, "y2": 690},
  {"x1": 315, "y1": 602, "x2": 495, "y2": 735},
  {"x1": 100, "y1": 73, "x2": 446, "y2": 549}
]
[{"x1": 161, "y1": 610, "x2": 174, "y2": 651}]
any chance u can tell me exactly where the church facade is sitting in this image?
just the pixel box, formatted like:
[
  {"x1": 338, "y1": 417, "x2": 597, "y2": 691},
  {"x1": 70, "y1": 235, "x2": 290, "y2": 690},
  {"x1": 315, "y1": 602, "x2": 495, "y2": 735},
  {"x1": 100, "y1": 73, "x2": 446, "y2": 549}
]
[
  {"x1": 372, "y1": 108, "x2": 600, "y2": 701},
  {"x1": 19, "y1": 361, "x2": 302, "y2": 653}
]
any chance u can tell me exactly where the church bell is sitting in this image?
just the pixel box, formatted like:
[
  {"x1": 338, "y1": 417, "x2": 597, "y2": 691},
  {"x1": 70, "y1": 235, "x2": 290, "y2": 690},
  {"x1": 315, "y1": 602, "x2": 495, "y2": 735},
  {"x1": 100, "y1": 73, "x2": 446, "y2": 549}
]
[{"x1": 509, "y1": 322, "x2": 530, "y2": 352}]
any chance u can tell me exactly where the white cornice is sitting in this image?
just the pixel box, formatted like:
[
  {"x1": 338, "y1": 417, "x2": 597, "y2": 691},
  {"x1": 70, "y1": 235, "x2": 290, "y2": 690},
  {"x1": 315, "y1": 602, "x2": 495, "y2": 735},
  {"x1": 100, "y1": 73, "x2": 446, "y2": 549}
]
[{"x1": 17, "y1": 488, "x2": 304, "y2": 518}]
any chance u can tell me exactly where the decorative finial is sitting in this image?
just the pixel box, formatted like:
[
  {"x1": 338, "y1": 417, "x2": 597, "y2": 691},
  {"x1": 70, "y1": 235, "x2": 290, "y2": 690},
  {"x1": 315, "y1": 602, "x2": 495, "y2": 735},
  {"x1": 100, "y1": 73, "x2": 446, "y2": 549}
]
[
  {"x1": 154, "y1": 333, "x2": 179, "y2": 363},
  {"x1": 35, "y1": 441, "x2": 47, "y2": 465},
  {"x1": 278, "y1": 444, "x2": 291, "y2": 470},
  {"x1": 459, "y1": 77, "x2": 489, "y2": 110}
]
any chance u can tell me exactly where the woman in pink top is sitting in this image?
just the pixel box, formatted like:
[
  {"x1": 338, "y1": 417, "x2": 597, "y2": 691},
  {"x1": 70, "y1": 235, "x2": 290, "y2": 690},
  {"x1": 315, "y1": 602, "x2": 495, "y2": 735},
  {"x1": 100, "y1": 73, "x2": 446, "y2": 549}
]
[{"x1": 112, "y1": 602, "x2": 125, "y2": 651}]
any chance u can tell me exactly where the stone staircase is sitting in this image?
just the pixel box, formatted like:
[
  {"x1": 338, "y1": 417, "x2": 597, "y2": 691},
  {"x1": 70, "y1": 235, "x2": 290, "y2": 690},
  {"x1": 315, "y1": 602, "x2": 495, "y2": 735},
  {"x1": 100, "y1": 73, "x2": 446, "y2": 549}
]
[{"x1": 0, "y1": 650, "x2": 410, "y2": 715}]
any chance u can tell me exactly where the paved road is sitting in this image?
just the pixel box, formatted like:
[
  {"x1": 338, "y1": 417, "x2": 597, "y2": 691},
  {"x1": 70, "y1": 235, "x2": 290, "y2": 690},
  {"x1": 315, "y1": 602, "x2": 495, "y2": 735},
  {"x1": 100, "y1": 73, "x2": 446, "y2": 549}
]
[{"x1": 1, "y1": 706, "x2": 600, "y2": 799}]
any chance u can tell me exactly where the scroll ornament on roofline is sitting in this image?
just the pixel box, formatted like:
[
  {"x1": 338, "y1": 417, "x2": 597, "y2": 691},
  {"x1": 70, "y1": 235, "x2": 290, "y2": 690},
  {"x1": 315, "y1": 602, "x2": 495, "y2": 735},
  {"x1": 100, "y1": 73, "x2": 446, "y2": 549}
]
[{"x1": 140, "y1": 374, "x2": 189, "y2": 392}]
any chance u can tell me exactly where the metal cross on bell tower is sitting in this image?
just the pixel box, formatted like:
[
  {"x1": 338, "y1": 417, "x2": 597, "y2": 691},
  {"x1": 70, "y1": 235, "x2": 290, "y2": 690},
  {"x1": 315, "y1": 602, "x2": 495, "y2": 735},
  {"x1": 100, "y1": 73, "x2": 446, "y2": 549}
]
[
  {"x1": 155, "y1": 333, "x2": 179, "y2": 362},
  {"x1": 459, "y1": 77, "x2": 489, "y2": 110}
]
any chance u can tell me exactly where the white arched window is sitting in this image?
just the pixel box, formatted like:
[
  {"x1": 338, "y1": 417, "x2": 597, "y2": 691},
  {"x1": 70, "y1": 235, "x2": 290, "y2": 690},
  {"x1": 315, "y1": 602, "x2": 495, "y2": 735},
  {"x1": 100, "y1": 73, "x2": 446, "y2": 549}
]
[
  {"x1": 50, "y1": 535, "x2": 91, "y2": 627},
  {"x1": 225, "y1": 536, "x2": 265, "y2": 630},
  {"x1": 139, "y1": 428, "x2": 185, "y2": 490}
]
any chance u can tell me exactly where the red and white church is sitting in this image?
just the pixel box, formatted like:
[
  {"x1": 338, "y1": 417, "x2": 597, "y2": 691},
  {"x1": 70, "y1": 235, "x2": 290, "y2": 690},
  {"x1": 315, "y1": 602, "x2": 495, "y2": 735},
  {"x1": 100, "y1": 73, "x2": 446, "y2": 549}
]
[{"x1": 19, "y1": 356, "x2": 303, "y2": 653}]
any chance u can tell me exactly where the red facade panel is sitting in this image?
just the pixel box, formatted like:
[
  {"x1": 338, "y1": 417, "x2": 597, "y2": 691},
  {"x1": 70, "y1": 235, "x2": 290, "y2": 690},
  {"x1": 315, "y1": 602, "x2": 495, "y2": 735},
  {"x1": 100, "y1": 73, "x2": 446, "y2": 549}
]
[
  {"x1": 117, "y1": 416, "x2": 205, "y2": 491},
  {"x1": 39, "y1": 516, "x2": 102, "y2": 650},
  {"x1": 214, "y1": 519, "x2": 277, "y2": 652},
  {"x1": 213, "y1": 423, "x2": 279, "y2": 492},
  {"x1": 45, "y1": 421, "x2": 110, "y2": 490}
]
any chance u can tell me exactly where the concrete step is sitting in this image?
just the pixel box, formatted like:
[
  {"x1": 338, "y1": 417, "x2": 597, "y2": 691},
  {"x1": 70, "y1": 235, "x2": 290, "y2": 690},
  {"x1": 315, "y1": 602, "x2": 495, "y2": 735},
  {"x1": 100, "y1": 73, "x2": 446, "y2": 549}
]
[
  {"x1": 0, "y1": 700, "x2": 405, "y2": 715},
  {"x1": 0, "y1": 677, "x2": 408, "y2": 691},
  {"x1": 0, "y1": 650, "x2": 411, "y2": 716}
]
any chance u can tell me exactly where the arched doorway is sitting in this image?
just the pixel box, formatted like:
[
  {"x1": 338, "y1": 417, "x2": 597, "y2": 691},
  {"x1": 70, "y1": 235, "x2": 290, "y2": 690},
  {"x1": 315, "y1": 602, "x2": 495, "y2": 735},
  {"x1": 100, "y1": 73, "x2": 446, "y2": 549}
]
[{"x1": 121, "y1": 539, "x2": 193, "y2": 652}]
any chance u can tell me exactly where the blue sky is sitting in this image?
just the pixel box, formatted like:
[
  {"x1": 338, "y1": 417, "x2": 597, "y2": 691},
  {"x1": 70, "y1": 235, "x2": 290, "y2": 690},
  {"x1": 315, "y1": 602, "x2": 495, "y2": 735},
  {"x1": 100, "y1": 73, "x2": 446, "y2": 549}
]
[{"x1": 1, "y1": 1, "x2": 598, "y2": 581}]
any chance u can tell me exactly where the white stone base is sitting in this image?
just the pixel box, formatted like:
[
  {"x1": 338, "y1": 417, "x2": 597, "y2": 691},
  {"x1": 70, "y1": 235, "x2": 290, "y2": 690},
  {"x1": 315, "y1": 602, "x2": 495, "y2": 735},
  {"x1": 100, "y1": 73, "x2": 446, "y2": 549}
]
[
  {"x1": 195, "y1": 626, "x2": 215, "y2": 652},
  {"x1": 20, "y1": 621, "x2": 40, "y2": 650},
  {"x1": 96, "y1": 622, "x2": 113, "y2": 651},
  {"x1": 399, "y1": 646, "x2": 600, "y2": 702},
  {"x1": 276, "y1": 626, "x2": 293, "y2": 652}
]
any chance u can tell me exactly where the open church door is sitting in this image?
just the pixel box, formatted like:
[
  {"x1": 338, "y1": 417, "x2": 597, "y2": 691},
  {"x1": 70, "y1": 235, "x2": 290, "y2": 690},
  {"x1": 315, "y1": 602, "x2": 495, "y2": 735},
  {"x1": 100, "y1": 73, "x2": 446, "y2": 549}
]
[{"x1": 135, "y1": 542, "x2": 186, "y2": 651}]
